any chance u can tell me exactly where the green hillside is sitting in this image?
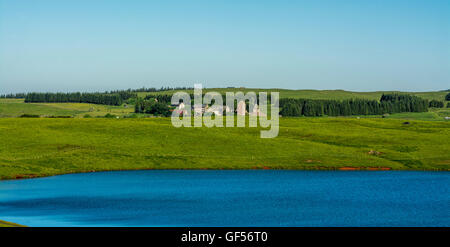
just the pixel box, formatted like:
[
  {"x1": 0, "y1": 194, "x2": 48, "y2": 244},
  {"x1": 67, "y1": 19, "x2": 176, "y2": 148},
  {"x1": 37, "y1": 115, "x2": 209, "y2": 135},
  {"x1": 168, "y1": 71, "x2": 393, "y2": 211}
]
[
  {"x1": 0, "y1": 99, "x2": 134, "y2": 118},
  {"x1": 138, "y1": 88, "x2": 448, "y2": 101},
  {"x1": 0, "y1": 117, "x2": 448, "y2": 180}
]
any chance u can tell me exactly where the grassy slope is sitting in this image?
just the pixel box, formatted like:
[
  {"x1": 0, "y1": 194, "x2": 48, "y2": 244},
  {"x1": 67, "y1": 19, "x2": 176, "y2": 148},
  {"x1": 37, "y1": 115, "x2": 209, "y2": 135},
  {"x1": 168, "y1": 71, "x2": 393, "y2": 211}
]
[
  {"x1": 0, "y1": 117, "x2": 448, "y2": 179},
  {"x1": 139, "y1": 88, "x2": 448, "y2": 101},
  {"x1": 0, "y1": 99, "x2": 134, "y2": 118},
  {"x1": 386, "y1": 108, "x2": 450, "y2": 121},
  {"x1": 0, "y1": 220, "x2": 25, "y2": 227}
]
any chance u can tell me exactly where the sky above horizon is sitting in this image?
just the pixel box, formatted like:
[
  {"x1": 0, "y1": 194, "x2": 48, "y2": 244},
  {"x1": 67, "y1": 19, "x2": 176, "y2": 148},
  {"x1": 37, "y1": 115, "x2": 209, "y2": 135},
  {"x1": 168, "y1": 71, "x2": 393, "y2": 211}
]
[{"x1": 0, "y1": 0, "x2": 449, "y2": 94}]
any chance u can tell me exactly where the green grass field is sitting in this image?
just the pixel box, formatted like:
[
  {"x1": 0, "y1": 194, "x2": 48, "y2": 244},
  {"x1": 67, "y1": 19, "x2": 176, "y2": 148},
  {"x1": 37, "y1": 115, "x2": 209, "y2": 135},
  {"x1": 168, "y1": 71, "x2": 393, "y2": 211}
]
[
  {"x1": 385, "y1": 108, "x2": 450, "y2": 121},
  {"x1": 0, "y1": 89, "x2": 449, "y2": 180},
  {"x1": 0, "y1": 117, "x2": 448, "y2": 180},
  {"x1": 0, "y1": 99, "x2": 134, "y2": 118}
]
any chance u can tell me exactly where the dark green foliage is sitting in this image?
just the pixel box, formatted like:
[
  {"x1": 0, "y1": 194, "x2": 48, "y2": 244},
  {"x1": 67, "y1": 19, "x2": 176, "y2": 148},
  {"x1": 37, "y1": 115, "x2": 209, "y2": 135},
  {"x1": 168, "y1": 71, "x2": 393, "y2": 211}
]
[
  {"x1": 0, "y1": 93, "x2": 26, "y2": 98},
  {"x1": 125, "y1": 97, "x2": 137, "y2": 105},
  {"x1": 145, "y1": 94, "x2": 173, "y2": 104},
  {"x1": 6, "y1": 87, "x2": 194, "y2": 102},
  {"x1": 19, "y1": 114, "x2": 40, "y2": 118},
  {"x1": 280, "y1": 94, "x2": 428, "y2": 117},
  {"x1": 114, "y1": 91, "x2": 137, "y2": 101},
  {"x1": 151, "y1": 102, "x2": 171, "y2": 117},
  {"x1": 445, "y1": 93, "x2": 450, "y2": 101},
  {"x1": 103, "y1": 113, "x2": 118, "y2": 118},
  {"x1": 24, "y1": 92, "x2": 131, "y2": 106},
  {"x1": 135, "y1": 99, "x2": 171, "y2": 116},
  {"x1": 2, "y1": 87, "x2": 193, "y2": 100},
  {"x1": 280, "y1": 103, "x2": 302, "y2": 116},
  {"x1": 429, "y1": 100, "x2": 444, "y2": 108},
  {"x1": 380, "y1": 93, "x2": 429, "y2": 112},
  {"x1": 45, "y1": 115, "x2": 72, "y2": 118}
]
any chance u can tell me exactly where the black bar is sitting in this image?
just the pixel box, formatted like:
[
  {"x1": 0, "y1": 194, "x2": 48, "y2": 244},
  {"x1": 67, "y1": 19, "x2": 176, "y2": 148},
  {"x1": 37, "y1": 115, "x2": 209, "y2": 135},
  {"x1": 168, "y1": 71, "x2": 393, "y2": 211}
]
[{"x1": 0, "y1": 227, "x2": 447, "y2": 246}]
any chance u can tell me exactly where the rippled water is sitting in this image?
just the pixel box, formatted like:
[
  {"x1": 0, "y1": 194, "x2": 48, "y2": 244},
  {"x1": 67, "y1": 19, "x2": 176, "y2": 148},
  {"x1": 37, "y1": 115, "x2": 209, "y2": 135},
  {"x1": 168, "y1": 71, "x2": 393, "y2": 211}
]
[{"x1": 0, "y1": 170, "x2": 448, "y2": 226}]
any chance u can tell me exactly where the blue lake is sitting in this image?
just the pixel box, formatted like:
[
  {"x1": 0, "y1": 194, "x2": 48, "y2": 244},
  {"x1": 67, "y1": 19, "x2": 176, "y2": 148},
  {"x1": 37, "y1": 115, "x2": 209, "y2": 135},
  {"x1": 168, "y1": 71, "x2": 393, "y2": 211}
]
[{"x1": 0, "y1": 170, "x2": 448, "y2": 226}]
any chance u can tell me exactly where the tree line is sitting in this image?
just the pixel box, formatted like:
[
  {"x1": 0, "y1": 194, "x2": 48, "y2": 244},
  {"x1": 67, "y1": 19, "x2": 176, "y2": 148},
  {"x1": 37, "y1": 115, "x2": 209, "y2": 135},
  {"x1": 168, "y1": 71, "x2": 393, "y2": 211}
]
[
  {"x1": 126, "y1": 86, "x2": 194, "y2": 93},
  {"x1": 24, "y1": 92, "x2": 136, "y2": 106},
  {"x1": 280, "y1": 94, "x2": 429, "y2": 117},
  {"x1": 0, "y1": 93, "x2": 27, "y2": 98},
  {"x1": 3, "y1": 86, "x2": 191, "y2": 101}
]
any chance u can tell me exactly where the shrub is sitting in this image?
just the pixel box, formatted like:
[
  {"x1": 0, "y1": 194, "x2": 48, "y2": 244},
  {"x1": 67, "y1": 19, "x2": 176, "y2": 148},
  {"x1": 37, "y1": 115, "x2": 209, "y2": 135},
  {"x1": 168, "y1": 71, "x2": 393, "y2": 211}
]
[
  {"x1": 46, "y1": 115, "x2": 72, "y2": 118},
  {"x1": 104, "y1": 113, "x2": 118, "y2": 118},
  {"x1": 429, "y1": 100, "x2": 444, "y2": 108},
  {"x1": 135, "y1": 100, "x2": 171, "y2": 117},
  {"x1": 19, "y1": 114, "x2": 40, "y2": 118}
]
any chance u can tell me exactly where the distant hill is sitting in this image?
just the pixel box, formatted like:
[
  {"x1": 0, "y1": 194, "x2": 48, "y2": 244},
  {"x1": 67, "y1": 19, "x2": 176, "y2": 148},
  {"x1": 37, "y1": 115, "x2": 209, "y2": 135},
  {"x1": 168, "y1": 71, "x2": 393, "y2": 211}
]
[{"x1": 138, "y1": 88, "x2": 448, "y2": 102}]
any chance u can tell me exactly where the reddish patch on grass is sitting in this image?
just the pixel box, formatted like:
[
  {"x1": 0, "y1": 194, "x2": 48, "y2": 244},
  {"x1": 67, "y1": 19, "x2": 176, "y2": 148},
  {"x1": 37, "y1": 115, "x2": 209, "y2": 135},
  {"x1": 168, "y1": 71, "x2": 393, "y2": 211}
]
[
  {"x1": 368, "y1": 167, "x2": 391, "y2": 171},
  {"x1": 338, "y1": 167, "x2": 392, "y2": 171},
  {"x1": 339, "y1": 167, "x2": 360, "y2": 170}
]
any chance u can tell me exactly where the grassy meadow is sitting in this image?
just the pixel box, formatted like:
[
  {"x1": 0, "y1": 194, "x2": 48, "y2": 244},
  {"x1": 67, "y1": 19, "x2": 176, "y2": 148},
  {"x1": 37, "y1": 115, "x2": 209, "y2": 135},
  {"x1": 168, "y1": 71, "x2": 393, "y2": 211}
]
[
  {"x1": 0, "y1": 89, "x2": 449, "y2": 180},
  {"x1": 0, "y1": 98, "x2": 134, "y2": 118},
  {"x1": 0, "y1": 117, "x2": 449, "y2": 180},
  {"x1": 384, "y1": 108, "x2": 450, "y2": 121}
]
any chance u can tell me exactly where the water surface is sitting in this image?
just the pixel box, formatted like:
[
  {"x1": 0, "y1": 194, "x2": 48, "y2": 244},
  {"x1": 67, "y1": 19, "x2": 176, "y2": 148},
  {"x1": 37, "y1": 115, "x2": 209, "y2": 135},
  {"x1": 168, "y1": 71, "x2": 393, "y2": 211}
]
[{"x1": 0, "y1": 170, "x2": 448, "y2": 226}]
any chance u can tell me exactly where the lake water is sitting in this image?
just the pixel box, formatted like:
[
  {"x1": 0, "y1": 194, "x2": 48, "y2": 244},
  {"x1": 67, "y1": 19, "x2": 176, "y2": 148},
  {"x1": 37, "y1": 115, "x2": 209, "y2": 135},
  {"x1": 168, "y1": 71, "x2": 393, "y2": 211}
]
[{"x1": 0, "y1": 170, "x2": 448, "y2": 226}]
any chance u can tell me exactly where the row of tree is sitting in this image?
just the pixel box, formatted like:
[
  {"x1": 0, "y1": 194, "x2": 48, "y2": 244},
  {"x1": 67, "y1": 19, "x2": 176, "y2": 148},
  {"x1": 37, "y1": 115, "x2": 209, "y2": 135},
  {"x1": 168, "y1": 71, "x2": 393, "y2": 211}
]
[
  {"x1": 2, "y1": 87, "x2": 193, "y2": 99},
  {"x1": 280, "y1": 94, "x2": 429, "y2": 117},
  {"x1": 0, "y1": 93, "x2": 27, "y2": 98},
  {"x1": 24, "y1": 92, "x2": 136, "y2": 106}
]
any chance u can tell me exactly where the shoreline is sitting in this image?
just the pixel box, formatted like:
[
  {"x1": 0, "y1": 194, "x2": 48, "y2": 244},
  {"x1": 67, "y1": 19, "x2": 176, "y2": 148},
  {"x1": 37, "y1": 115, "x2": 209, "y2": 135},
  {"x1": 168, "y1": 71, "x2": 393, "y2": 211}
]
[
  {"x1": 0, "y1": 220, "x2": 26, "y2": 227},
  {"x1": 1, "y1": 167, "x2": 448, "y2": 181}
]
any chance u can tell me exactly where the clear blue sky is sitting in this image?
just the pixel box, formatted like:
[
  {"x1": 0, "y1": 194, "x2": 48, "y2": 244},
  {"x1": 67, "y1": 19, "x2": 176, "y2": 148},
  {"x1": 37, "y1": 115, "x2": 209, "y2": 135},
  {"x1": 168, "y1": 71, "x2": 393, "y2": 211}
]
[{"x1": 0, "y1": 0, "x2": 449, "y2": 93}]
